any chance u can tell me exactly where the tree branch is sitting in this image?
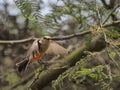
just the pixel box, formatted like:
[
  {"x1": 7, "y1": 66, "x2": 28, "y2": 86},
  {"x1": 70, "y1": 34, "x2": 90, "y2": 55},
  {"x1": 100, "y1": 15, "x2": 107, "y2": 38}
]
[
  {"x1": 102, "y1": 4, "x2": 120, "y2": 25},
  {"x1": 0, "y1": 19, "x2": 120, "y2": 44},
  {"x1": 101, "y1": 0, "x2": 109, "y2": 9},
  {"x1": 103, "y1": 20, "x2": 120, "y2": 27},
  {"x1": 101, "y1": 0, "x2": 116, "y2": 9},
  {"x1": 0, "y1": 37, "x2": 37, "y2": 44},
  {"x1": 101, "y1": 0, "x2": 118, "y2": 21},
  {"x1": 0, "y1": 30, "x2": 92, "y2": 44},
  {"x1": 51, "y1": 30, "x2": 92, "y2": 40},
  {"x1": 95, "y1": 0, "x2": 102, "y2": 28}
]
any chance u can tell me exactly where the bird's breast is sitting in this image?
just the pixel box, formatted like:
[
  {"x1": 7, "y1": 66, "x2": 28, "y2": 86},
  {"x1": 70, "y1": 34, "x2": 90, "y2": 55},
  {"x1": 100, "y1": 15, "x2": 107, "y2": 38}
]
[{"x1": 30, "y1": 52, "x2": 43, "y2": 61}]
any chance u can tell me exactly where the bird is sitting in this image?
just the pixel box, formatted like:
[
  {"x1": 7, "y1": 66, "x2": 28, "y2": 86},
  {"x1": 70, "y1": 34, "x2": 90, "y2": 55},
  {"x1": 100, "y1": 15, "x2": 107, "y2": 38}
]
[{"x1": 16, "y1": 36, "x2": 67, "y2": 72}]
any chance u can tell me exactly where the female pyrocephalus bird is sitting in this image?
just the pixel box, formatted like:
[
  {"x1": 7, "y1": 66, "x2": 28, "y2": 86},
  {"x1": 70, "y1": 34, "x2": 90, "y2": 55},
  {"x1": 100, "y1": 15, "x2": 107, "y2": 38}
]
[{"x1": 16, "y1": 36, "x2": 67, "y2": 72}]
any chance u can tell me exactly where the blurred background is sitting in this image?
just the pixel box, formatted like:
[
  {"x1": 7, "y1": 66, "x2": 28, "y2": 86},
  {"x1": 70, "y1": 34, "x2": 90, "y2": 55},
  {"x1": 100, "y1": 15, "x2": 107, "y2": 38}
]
[{"x1": 0, "y1": 0, "x2": 120, "y2": 90}]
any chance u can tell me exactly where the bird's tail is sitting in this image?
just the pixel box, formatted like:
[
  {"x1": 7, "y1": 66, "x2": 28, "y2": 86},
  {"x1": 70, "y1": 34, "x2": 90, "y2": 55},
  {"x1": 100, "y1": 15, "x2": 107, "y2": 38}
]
[{"x1": 16, "y1": 58, "x2": 29, "y2": 72}]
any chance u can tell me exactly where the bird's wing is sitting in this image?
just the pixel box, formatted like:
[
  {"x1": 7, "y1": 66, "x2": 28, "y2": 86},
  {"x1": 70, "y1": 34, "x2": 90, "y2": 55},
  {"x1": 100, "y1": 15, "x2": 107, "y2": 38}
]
[
  {"x1": 26, "y1": 39, "x2": 40, "y2": 58},
  {"x1": 45, "y1": 40, "x2": 67, "y2": 55}
]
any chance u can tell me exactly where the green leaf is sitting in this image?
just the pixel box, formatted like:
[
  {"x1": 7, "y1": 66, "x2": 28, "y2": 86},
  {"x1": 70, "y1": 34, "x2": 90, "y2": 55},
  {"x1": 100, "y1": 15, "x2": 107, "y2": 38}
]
[{"x1": 109, "y1": 52, "x2": 116, "y2": 59}]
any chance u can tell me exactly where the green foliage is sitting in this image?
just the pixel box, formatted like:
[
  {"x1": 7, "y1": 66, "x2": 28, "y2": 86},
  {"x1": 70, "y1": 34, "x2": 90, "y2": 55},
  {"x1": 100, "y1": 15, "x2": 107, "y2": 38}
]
[
  {"x1": 34, "y1": 64, "x2": 46, "y2": 78},
  {"x1": 51, "y1": 1, "x2": 99, "y2": 29},
  {"x1": 14, "y1": 0, "x2": 105, "y2": 31},
  {"x1": 14, "y1": 0, "x2": 58, "y2": 31},
  {"x1": 14, "y1": 0, "x2": 32, "y2": 18},
  {"x1": 13, "y1": 0, "x2": 120, "y2": 34},
  {"x1": 106, "y1": 26, "x2": 120, "y2": 40},
  {"x1": 109, "y1": 52, "x2": 116, "y2": 59},
  {"x1": 14, "y1": 0, "x2": 40, "y2": 20},
  {"x1": 108, "y1": 49, "x2": 120, "y2": 70},
  {"x1": 106, "y1": 29, "x2": 120, "y2": 39},
  {"x1": 52, "y1": 55, "x2": 110, "y2": 90}
]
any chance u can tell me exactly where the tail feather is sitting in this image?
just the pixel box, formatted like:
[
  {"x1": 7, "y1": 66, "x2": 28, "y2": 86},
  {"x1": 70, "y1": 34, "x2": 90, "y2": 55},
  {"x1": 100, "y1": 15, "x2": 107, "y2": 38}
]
[{"x1": 16, "y1": 59, "x2": 29, "y2": 72}]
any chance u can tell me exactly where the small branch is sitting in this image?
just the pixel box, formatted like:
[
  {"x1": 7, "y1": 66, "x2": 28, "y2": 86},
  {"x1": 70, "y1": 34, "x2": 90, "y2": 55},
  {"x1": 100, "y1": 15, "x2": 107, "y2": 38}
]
[
  {"x1": 0, "y1": 18, "x2": 119, "y2": 44},
  {"x1": 95, "y1": 0, "x2": 102, "y2": 28},
  {"x1": 101, "y1": 0, "x2": 115, "y2": 9},
  {"x1": 101, "y1": 0, "x2": 109, "y2": 9},
  {"x1": 95, "y1": 1, "x2": 108, "y2": 44},
  {"x1": 0, "y1": 30, "x2": 92, "y2": 44},
  {"x1": 0, "y1": 37, "x2": 37, "y2": 44},
  {"x1": 23, "y1": 18, "x2": 29, "y2": 33},
  {"x1": 101, "y1": 0, "x2": 119, "y2": 21},
  {"x1": 102, "y1": 4, "x2": 120, "y2": 25},
  {"x1": 103, "y1": 20, "x2": 120, "y2": 27},
  {"x1": 51, "y1": 30, "x2": 92, "y2": 40}
]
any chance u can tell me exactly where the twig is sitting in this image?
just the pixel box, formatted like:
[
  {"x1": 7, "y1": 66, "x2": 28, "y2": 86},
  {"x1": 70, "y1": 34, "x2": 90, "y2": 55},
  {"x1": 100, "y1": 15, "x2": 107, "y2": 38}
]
[
  {"x1": 101, "y1": 0, "x2": 109, "y2": 9},
  {"x1": 95, "y1": 1, "x2": 102, "y2": 28},
  {"x1": 95, "y1": 1, "x2": 108, "y2": 43},
  {"x1": 106, "y1": 45, "x2": 120, "y2": 70},
  {"x1": 0, "y1": 30, "x2": 92, "y2": 44},
  {"x1": 103, "y1": 20, "x2": 120, "y2": 27},
  {"x1": 0, "y1": 37, "x2": 37, "y2": 44},
  {"x1": 101, "y1": 0, "x2": 119, "y2": 21},
  {"x1": 51, "y1": 30, "x2": 92, "y2": 40},
  {"x1": 0, "y1": 19, "x2": 120, "y2": 44},
  {"x1": 102, "y1": 4, "x2": 120, "y2": 25}
]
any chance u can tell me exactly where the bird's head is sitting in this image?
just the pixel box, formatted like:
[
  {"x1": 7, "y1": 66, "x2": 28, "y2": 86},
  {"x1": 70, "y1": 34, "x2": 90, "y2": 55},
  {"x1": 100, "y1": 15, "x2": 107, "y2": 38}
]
[{"x1": 43, "y1": 36, "x2": 51, "y2": 40}]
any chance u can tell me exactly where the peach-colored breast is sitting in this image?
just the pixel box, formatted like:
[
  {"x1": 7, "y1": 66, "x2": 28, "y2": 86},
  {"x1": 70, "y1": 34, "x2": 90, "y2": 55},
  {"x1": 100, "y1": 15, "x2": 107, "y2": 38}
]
[{"x1": 30, "y1": 52, "x2": 43, "y2": 61}]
